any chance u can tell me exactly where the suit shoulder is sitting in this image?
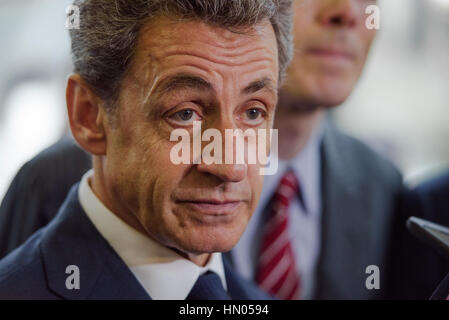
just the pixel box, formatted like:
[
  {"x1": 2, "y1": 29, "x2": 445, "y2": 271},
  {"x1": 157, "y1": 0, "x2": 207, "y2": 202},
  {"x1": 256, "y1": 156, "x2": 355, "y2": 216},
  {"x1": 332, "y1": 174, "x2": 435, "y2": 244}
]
[
  {"x1": 413, "y1": 172, "x2": 449, "y2": 222},
  {"x1": 416, "y1": 171, "x2": 449, "y2": 195},
  {"x1": 329, "y1": 128, "x2": 403, "y2": 185},
  {"x1": 22, "y1": 138, "x2": 90, "y2": 176},
  {"x1": 0, "y1": 229, "x2": 54, "y2": 299},
  {"x1": 3, "y1": 138, "x2": 88, "y2": 195}
]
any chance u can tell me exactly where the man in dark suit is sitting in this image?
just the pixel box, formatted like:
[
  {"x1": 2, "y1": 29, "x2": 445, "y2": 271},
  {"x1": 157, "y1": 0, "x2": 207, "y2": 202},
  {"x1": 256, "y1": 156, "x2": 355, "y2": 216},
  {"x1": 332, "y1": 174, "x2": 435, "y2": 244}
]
[
  {"x1": 0, "y1": 0, "x2": 294, "y2": 299},
  {"x1": 230, "y1": 0, "x2": 408, "y2": 299}
]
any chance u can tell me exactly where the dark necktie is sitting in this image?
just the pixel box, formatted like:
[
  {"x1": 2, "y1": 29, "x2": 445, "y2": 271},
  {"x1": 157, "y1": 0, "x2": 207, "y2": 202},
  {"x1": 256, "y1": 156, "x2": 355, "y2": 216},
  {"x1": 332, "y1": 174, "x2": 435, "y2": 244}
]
[
  {"x1": 186, "y1": 271, "x2": 230, "y2": 300},
  {"x1": 255, "y1": 170, "x2": 301, "y2": 300}
]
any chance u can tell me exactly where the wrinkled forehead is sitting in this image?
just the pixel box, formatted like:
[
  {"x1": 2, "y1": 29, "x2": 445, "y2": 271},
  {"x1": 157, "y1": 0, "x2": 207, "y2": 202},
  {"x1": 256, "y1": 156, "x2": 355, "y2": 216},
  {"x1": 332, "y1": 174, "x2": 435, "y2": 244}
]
[{"x1": 129, "y1": 16, "x2": 279, "y2": 84}]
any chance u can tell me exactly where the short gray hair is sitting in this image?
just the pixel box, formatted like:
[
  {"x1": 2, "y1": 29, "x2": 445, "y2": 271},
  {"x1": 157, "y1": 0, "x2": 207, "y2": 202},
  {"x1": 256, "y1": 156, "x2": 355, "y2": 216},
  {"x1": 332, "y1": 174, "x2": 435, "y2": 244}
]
[{"x1": 69, "y1": 0, "x2": 293, "y2": 107}]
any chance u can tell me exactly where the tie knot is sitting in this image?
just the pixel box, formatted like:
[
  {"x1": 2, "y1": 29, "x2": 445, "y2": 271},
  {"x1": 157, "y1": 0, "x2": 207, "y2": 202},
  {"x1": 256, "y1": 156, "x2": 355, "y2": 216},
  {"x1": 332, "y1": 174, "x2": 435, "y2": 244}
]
[
  {"x1": 186, "y1": 271, "x2": 230, "y2": 300},
  {"x1": 273, "y1": 170, "x2": 299, "y2": 205}
]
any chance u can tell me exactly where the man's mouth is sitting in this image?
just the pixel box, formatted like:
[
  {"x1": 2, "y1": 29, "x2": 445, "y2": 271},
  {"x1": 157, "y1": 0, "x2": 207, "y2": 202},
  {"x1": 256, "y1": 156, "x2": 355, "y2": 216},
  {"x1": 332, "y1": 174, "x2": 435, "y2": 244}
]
[
  {"x1": 176, "y1": 199, "x2": 243, "y2": 215},
  {"x1": 306, "y1": 47, "x2": 355, "y2": 62}
]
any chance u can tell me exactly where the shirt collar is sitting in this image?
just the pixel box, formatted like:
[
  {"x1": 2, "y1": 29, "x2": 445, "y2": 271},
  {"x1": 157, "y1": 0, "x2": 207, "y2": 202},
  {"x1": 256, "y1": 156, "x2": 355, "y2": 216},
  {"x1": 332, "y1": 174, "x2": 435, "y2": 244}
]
[
  {"x1": 78, "y1": 169, "x2": 227, "y2": 300},
  {"x1": 259, "y1": 118, "x2": 325, "y2": 214}
]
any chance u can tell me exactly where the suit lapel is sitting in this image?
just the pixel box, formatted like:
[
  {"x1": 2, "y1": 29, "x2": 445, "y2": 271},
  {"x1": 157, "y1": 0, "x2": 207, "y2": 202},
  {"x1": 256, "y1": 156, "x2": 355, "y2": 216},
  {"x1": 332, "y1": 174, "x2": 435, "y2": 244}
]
[
  {"x1": 314, "y1": 122, "x2": 374, "y2": 299},
  {"x1": 40, "y1": 184, "x2": 150, "y2": 300},
  {"x1": 223, "y1": 256, "x2": 249, "y2": 299},
  {"x1": 223, "y1": 256, "x2": 270, "y2": 299}
]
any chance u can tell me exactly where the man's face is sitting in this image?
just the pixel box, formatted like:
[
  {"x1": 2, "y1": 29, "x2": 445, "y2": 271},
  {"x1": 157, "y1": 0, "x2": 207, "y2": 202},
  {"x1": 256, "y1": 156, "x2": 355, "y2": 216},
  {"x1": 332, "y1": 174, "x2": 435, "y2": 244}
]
[
  {"x1": 284, "y1": 0, "x2": 377, "y2": 108},
  {"x1": 101, "y1": 18, "x2": 279, "y2": 256}
]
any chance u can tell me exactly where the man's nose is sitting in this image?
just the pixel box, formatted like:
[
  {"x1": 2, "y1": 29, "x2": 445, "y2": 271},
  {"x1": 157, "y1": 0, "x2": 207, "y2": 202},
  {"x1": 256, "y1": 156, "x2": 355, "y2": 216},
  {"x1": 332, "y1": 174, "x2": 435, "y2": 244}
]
[
  {"x1": 197, "y1": 162, "x2": 247, "y2": 183},
  {"x1": 319, "y1": 0, "x2": 360, "y2": 28},
  {"x1": 196, "y1": 116, "x2": 248, "y2": 183}
]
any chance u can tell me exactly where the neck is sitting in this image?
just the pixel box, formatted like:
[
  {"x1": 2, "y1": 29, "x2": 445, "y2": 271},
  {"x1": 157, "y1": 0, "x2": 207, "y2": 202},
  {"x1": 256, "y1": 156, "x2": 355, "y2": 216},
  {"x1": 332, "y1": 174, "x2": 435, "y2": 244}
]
[
  {"x1": 185, "y1": 252, "x2": 212, "y2": 267},
  {"x1": 274, "y1": 104, "x2": 324, "y2": 161}
]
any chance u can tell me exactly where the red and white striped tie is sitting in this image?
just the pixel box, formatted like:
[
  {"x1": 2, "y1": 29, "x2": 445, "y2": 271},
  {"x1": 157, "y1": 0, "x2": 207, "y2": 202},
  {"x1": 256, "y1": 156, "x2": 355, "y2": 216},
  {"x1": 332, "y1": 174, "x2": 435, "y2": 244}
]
[{"x1": 255, "y1": 170, "x2": 301, "y2": 300}]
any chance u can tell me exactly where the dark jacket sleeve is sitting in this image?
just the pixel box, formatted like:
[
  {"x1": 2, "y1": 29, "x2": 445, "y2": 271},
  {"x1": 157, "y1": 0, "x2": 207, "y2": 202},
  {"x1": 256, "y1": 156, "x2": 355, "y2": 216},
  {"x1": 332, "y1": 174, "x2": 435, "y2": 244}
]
[
  {"x1": 0, "y1": 138, "x2": 91, "y2": 259},
  {"x1": 385, "y1": 174, "x2": 449, "y2": 299},
  {"x1": 430, "y1": 272, "x2": 449, "y2": 300}
]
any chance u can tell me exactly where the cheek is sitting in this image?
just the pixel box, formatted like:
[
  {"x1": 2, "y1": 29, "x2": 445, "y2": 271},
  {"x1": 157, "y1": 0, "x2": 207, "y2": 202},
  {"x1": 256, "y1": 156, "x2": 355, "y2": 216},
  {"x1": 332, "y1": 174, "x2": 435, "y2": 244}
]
[
  {"x1": 134, "y1": 150, "x2": 193, "y2": 244},
  {"x1": 358, "y1": 29, "x2": 376, "y2": 63},
  {"x1": 110, "y1": 124, "x2": 176, "y2": 203},
  {"x1": 139, "y1": 139, "x2": 192, "y2": 212},
  {"x1": 247, "y1": 165, "x2": 264, "y2": 209}
]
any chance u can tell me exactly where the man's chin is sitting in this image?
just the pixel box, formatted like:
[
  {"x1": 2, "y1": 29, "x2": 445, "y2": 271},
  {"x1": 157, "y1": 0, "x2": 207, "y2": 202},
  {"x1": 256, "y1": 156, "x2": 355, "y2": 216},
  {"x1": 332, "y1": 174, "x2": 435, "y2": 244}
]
[
  {"x1": 278, "y1": 89, "x2": 348, "y2": 113},
  {"x1": 321, "y1": 101, "x2": 344, "y2": 109},
  {"x1": 309, "y1": 93, "x2": 351, "y2": 109},
  {"x1": 175, "y1": 233, "x2": 241, "y2": 255}
]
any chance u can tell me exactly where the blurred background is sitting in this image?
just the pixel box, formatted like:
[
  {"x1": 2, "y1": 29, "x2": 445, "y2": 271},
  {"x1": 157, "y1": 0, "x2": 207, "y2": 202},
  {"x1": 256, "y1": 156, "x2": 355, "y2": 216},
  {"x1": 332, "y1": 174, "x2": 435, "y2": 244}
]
[{"x1": 0, "y1": 0, "x2": 448, "y2": 200}]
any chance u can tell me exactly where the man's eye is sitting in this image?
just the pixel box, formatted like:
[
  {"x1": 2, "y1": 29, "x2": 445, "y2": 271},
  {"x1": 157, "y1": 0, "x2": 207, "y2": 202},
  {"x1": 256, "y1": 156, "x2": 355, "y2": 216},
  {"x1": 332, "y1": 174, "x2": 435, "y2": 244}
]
[
  {"x1": 244, "y1": 108, "x2": 266, "y2": 124},
  {"x1": 169, "y1": 109, "x2": 202, "y2": 124},
  {"x1": 177, "y1": 109, "x2": 194, "y2": 121},
  {"x1": 246, "y1": 109, "x2": 260, "y2": 120}
]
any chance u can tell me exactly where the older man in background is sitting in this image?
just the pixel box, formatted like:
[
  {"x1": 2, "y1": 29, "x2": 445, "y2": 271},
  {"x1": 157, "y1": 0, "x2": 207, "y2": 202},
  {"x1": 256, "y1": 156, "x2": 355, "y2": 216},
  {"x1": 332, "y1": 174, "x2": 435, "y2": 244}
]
[
  {"x1": 232, "y1": 0, "x2": 449, "y2": 300},
  {"x1": 231, "y1": 0, "x2": 405, "y2": 300}
]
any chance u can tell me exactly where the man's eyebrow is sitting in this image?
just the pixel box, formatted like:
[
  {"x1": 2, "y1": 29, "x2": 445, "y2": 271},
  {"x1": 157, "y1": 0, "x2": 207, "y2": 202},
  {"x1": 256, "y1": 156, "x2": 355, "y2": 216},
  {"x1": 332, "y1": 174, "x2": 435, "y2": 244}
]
[
  {"x1": 154, "y1": 73, "x2": 213, "y2": 95},
  {"x1": 242, "y1": 77, "x2": 276, "y2": 95}
]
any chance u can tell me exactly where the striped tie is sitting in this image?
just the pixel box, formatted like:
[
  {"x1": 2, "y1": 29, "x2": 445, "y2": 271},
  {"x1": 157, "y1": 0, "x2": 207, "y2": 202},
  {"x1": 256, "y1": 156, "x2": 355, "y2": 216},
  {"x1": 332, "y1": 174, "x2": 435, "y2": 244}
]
[{"x1": 255, "y1": 170, "x2": 301, "y2": 300}]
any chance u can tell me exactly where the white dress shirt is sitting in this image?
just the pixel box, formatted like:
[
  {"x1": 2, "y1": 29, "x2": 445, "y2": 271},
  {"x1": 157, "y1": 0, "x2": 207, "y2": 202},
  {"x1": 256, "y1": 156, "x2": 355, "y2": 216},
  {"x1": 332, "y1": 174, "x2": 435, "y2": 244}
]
[
  {"x1": 78, "y1": 170, "x2": 227, "y2": 300},
  {"x1": 232, "y1": 120, "x2": 324, "y2": 299}
]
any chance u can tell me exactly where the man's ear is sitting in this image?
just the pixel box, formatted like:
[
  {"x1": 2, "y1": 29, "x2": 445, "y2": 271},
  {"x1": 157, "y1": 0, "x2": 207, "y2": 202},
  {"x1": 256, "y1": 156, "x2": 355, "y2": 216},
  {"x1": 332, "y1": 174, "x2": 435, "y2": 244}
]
[{"x1": 66, "y1": 74, "x2": 107, "y2": 155}]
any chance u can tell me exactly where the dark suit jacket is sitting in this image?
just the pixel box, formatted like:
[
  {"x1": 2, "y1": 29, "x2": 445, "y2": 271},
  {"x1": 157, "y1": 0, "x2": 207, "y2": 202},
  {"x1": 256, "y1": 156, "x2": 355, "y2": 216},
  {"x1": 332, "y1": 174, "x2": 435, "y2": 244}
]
[
  {"x1": 0, "y1": 137, "x2": 91, "y2": 258},
  {"x1": 310, "y1": 122, "x2": 404, "y2": 299},
  {"x1": 0, "y1": 185, "x2": 269, "y2": 300},
  {"x1": 387, "y1": 172, "x2": 449, "y2": 299},
  {"x1": 414, "y1": 172, "x2": 449, "y2": 219}
]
